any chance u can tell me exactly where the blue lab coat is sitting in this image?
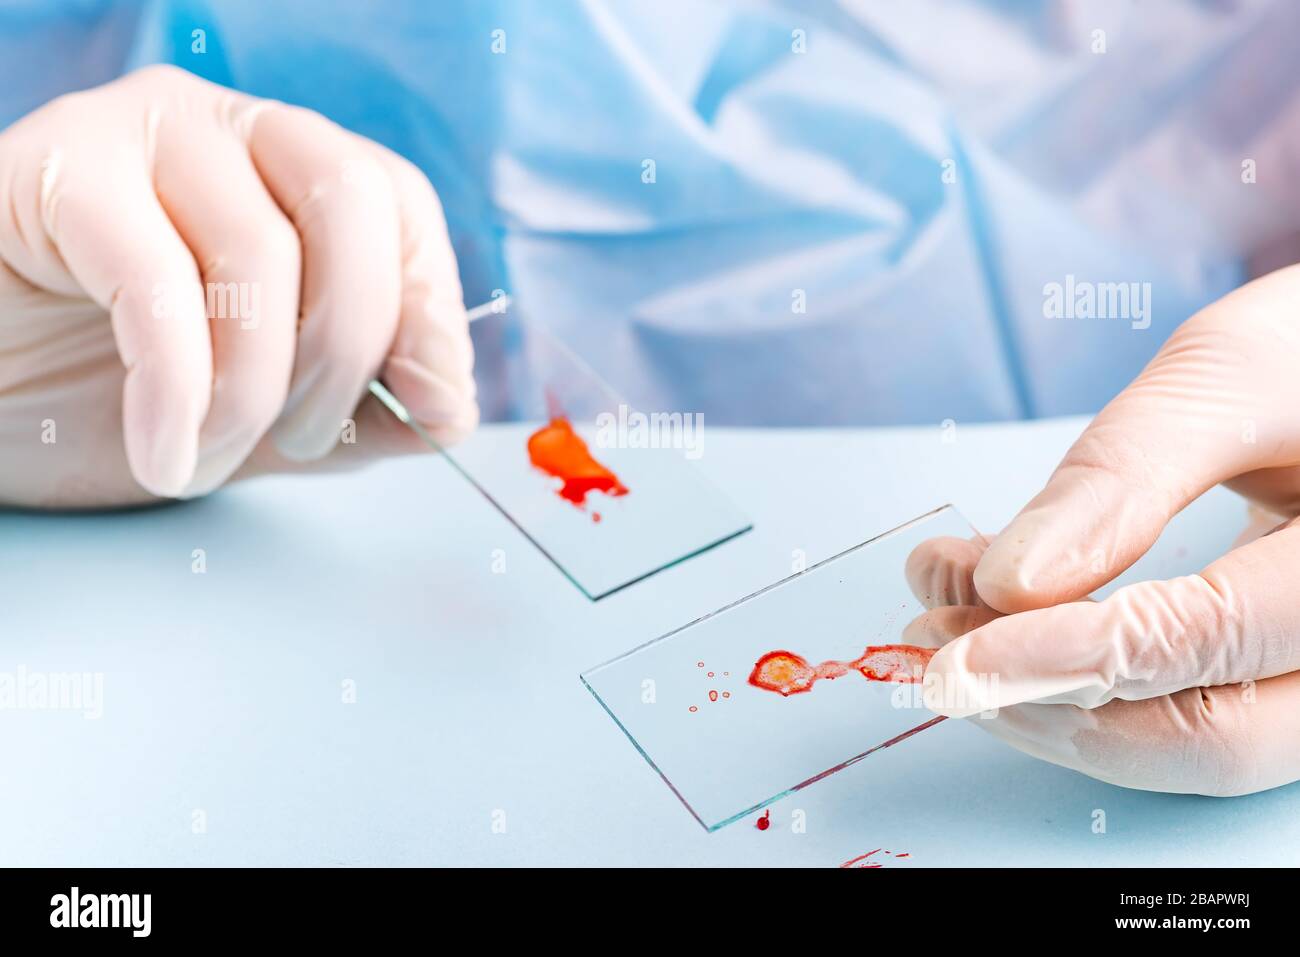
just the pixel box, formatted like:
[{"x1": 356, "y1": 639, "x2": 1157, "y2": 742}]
[{"x1": 5, "y1": 0, "x2": 1295, "y2": 425}]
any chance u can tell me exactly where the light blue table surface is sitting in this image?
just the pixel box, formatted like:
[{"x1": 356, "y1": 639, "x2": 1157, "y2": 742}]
[{"x1": 3, "y1": 416, "x2": 1296, "y2": 867}]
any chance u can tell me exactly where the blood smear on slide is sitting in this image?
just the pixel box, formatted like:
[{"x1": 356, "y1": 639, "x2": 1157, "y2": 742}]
[
  {"x1": 527, "y1": 417, "x2": 628, "y2": 520},
  {"x1": 747, "y1": 645, "x2": 935, "y2": 697}
]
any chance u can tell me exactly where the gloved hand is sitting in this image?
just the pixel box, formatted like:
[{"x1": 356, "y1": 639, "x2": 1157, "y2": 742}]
[
  {"x1": 906, "y1": 264, "x2": 1300, "y2": 796},
  {"x1": 0, "y1": 65, "x2": 477, "y2": 508}
]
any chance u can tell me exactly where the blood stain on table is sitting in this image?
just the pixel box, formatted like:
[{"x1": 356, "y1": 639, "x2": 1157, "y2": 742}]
[
  {"x1": 755, "y1": 810, "x2": 771, "y2": 831},
  {"x1": 527, "y1": 417, "x2": 628, "y2": 520},
  {"x1": 840, "y1": 848, "x2": 911, "y2": 868},
  {"x1": 748, "y1": 645, "x2": 934, "y2": 696}
]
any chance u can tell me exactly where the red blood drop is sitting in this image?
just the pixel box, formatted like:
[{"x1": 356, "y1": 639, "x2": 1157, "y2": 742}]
[
  {"x1": 756, "y1": 810, "x2": 771, "y2": 831},
  {"x1": 527, "y1": 417, "x2": 629, "y2": 508},
  {"x1": 747, "y1": 650, "x2": 817, "y2": 696},
  {"x1": 688, "y1": 705, "x2": 698, "y2": 713},
  {"x1": 708, "y1": 690, "x2": 718, "y2": 702}
]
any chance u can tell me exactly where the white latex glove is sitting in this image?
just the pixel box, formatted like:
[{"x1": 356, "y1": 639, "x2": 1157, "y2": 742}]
[
  {"x1": 907, "y1": 264, "x2": 1300, "y2": 796},
  {"x1": 0, "y1": 65, "x2": 477, "y2": 508}
]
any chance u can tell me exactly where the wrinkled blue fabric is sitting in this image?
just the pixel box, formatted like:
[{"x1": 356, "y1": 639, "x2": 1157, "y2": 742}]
[{"x1": 4, "y1": 0, "x2": 1296, "y2": 425}]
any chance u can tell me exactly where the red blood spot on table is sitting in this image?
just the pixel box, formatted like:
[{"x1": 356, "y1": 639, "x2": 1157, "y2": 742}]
[
  {"x1": 840, "y1": 848, "x2": 911, "y2": 868},
  {"x1": 688, "y1": 705, "x2": 698, "y2": 713},
  {"x1": 748, "y1": 645, "x2": 935, "y2": 696},
  {"x1": 527, "y1": 417, "x2": 628, "y2": 512},
  {"x1": 708, "y1": 690, "x2": 718, "y2": 702},
  {"x1": 756, "y1": 810, "x2": 771, "y2": 831}
]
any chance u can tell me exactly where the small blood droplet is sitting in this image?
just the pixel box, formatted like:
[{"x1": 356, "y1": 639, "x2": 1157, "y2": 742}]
[
  {"x1": 756, "y1": 810, "x2": 771, "y2": 831},
  {"x1": 688, "y1": 705, "x2": 698, "y2": 713},
  {"x1": 709, "y1": 690, "x2": 718, "y2": 702}
]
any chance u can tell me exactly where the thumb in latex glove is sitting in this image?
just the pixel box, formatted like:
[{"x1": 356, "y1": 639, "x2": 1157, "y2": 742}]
[
  {"x1": 906, "y1": 264, "x2": 1300, "y2": 795},
  {"x1": 0, "y1": 65, "x2": 477, "y2": 507}
]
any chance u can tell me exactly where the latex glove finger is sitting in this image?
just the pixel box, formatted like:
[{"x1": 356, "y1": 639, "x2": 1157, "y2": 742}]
[
  {"x1": 152, "y1": 93, "x2": 301, "y2": 497},
  {"x1": 231, "y1": 145, "x2": 480, "y2": 478},
  {"x1": 365, "y1": 142, "x2": 477, "y2": 447},
  {"x1": 902, "y1": 533, "x2": 1001, "y2": 648},
  {"x1": 902, "y1": 604, "x2": 1002, "y2": 650},
  {"x1": 230, "y1": 391, "x2": 443, "y2": 480},
  {"x1": 973, "y1": 670, "x2": 1300, "y2": 796},
  {"x1": 249, "y1": 104, "x2": 404, "y2": 461},
  {"x1": 899, "y1": 527, "x2": 1089, "y2": 649},
  {"x1": 904, "y1": 534, "x2": 992, "y2": 609},
  {"x1": 925, "y1": 520, "x2": 1300, "y2": 716},
  {"x1": 972, "y1": 266, "x2": 1300, "y2": 614},
  {"x1": 0, "y1": 111, "x2": 212, "y2": 497}
]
